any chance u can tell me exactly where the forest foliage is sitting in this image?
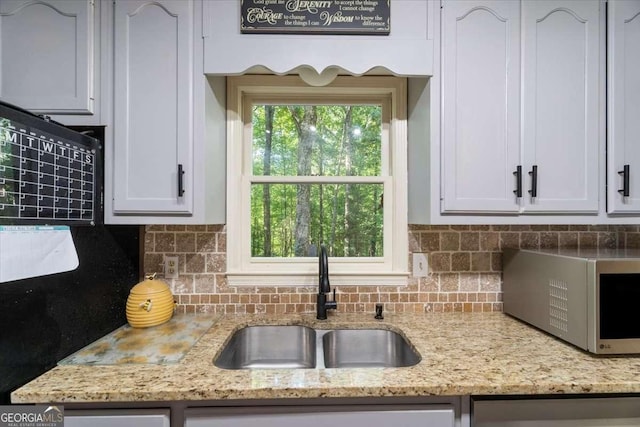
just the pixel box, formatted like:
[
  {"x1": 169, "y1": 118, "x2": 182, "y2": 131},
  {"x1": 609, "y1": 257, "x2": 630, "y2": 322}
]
[{"x1": 250, "y1": 104, "x2": 384, "y2": 258}]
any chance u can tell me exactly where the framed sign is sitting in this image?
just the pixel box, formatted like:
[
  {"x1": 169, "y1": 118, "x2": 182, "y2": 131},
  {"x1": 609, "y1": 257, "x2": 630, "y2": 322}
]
[{"x1": 240, "y1": 0, "x2": 390, "y2": 35}]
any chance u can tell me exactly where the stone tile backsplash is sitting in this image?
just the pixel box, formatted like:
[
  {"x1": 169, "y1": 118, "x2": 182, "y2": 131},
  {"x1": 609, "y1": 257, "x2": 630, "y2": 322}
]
[{"x1": 143, "y1": 224, "x2": 640, "y2": 315}]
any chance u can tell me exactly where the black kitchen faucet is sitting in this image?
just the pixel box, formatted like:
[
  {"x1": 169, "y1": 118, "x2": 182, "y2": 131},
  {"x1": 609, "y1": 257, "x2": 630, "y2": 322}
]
[{"x1": 317, "y1": 244, "x2": 337, "y2": 320}]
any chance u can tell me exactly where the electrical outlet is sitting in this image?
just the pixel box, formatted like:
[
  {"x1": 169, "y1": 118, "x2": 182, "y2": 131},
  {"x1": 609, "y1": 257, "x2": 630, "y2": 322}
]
[
  {"x1": 164, "y1": 256, "x2": 179, "y2": 279},
  {"x1": 412, "y1": 253, "x2": 428, "y2": 277}
]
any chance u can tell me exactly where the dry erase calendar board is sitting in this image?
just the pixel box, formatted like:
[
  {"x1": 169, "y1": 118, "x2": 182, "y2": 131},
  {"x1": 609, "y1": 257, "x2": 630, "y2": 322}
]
[{"x1": 0, "y1": 101, "x2": 102, "y2": 225}]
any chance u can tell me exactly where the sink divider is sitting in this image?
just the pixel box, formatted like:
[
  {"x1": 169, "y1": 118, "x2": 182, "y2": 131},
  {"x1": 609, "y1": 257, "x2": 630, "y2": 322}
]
[{"x1": 314, "y1": 329, "x2": 331, "y2": 369}]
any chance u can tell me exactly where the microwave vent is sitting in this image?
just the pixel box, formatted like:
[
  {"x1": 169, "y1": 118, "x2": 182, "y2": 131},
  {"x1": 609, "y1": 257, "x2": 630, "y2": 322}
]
[{"x1": 549, "y1": 278, "x2": 568, "y2": 333}]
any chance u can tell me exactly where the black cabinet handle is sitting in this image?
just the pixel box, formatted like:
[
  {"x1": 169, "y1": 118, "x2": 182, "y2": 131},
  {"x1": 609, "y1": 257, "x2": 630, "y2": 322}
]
[
  {"x1": 618, "y1": 164, "x2": 630, "y2": 197},
  {"x1": 513, "y1": 165, "x2": 522, "y2": 198},
  {"x1": 178, "y1": 164, "x2": 185, "y2": 197},
  {"x1": 528, "y1": 165, "x2": 538, "y2": 198}
]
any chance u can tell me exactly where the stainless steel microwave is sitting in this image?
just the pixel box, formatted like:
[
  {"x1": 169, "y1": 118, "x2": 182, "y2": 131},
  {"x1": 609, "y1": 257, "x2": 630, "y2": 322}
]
[{"x1": 503, "y1": 248, "x2": 640, "y2": 355}]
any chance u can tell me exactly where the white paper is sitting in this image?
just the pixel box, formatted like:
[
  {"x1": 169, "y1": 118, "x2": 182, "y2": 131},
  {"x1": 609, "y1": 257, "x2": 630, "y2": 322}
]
[{"x1": 0, "y1": 225, "x2": 79, "y2": 283}]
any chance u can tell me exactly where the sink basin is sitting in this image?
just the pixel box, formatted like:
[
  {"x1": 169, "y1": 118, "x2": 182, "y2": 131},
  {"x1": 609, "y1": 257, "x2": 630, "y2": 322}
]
[
  {"x1": 214, "y1": 325, "x2": 420, "y2": 369},
  {"x1": 322, "y1": 329, "x2": 421, "y2": 368},
  {"x1": 214, "y1": 325, "x2": 316, "y2": 369}
]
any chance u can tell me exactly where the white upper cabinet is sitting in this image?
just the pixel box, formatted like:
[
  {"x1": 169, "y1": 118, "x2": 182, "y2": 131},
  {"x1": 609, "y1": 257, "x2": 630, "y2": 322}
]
[
  {"x1": 112, "y1": 0, "x2": 194, "y2": 215},
  {"x1": 521, "y1": 0, "x2": 602, "y2": 214},
  {"x1": 607, "y1": 0, "x2": 640, "y2": 214},
  {"x1": 435, "y1": 0, "x2": 605, "y2": 223},
  {"x1": 441, "y1": 0, "x2": 521, "y2": 213},
  {"x1": 0, "y1": 0, "x2": 95, "y2": 115}
]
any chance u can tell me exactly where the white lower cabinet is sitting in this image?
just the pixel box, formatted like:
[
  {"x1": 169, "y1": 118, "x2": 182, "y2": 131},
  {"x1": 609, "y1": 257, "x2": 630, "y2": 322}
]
[
  {"x1": 65, "y1": 409, "x2": 170, "y2": 427},
  {"x1": 185, "y1": 405, "x2": 455, "y2": 427},
  {"x1": 473, "y1": 397, "x2": 640, "y2": 426}
]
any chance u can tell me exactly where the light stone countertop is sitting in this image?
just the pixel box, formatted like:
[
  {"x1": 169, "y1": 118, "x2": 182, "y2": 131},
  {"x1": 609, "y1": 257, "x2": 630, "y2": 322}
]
[{"x1": 11, "y1": 312, "x2": 640, "y2": 403}]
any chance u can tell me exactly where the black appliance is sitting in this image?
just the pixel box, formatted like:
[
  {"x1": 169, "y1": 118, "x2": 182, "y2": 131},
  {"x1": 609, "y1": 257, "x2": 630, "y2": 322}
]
[{"x1": 0, "y1": 102, "x2": 140, "y2": 403}]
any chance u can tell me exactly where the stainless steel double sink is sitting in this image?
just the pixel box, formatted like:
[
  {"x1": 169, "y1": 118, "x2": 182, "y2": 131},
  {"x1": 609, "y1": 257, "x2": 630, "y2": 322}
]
[{"x1": 214, "y1": 325, "x2": 421, "y2": 369}]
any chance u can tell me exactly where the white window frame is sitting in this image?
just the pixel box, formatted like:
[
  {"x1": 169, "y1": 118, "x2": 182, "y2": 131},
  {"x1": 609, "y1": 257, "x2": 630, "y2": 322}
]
[{"x1": 226, "y1": 75, "x2": 408, "y2": 286}]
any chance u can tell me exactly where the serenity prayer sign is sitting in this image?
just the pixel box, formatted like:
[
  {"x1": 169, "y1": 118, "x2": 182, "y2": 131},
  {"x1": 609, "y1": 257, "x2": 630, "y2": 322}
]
[{"x1": 240, "y1": 0, "x2": 390, "y2": 35}]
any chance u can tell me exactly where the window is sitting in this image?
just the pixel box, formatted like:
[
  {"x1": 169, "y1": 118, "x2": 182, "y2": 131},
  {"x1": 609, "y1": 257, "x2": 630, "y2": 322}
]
[{"x1": 226, "y1": 76, "x2": 408, "y2": 286}]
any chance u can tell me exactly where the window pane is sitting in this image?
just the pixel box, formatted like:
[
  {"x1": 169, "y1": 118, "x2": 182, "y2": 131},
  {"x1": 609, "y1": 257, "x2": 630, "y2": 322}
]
[
  {"x1": 252, "y1": 105, "x2": 382, "y2": 177},
  {"x1": 251, "y1": 183, "x2": 384, "y2": 258}
]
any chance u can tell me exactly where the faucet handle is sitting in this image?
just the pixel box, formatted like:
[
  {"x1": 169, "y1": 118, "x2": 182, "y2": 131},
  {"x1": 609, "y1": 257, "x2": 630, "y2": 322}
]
[{"x1": 324, "y1": 287, "x2": 338, "y2": 312}]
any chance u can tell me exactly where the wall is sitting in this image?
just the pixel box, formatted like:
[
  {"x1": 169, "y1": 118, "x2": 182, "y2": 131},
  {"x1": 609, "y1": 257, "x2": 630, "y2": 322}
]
[{"x1": 144, "y1": 224, "x2": 640, "y2": 315}]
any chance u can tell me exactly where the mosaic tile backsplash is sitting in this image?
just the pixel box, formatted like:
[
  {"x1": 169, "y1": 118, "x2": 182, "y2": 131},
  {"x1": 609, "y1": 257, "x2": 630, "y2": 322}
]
[{"x1": 144, "y1": 225, "x2": 640, "y2": 315}]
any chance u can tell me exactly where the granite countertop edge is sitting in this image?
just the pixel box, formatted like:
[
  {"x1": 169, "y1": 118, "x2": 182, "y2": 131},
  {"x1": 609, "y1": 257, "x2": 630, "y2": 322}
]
[{"x1": 11, "y1": 312, "x2": 640, "y2": 403}]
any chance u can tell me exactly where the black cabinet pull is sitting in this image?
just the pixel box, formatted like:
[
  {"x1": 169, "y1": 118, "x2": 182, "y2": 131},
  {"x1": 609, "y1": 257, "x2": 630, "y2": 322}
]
[
  {"x1": 528, "y1": 165, "x2": 538, "y2": 198},
  {"x1": 618, "y1": 164, "x2": 630, "y2": 197},
  {"x1": 513, "y1": 165, "x2": 522, "y2": 198},
  {"x1": 178, "y1": 164, "x2": 185, "y2": 197}
]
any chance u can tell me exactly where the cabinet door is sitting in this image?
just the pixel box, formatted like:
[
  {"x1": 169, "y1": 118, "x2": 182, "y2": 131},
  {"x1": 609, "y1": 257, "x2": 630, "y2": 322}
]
[
  {"x1": 113, "y1": 0, "x2": 193, "y2": 214},
  {"x1": 185, "y1": 406, "x2": 454, "y2": 427},
  {"x1": 0, "y1": 0, "x2": 94, "y2": 114},
  {"x1": 65, "y1": 409, "x2": 170, "y2": 427},
  {"x1": 441, "y1": 0, "x2": 521, "y2": 213},
  {"x1": 607, "y1": 0, "x2": 640, "y2": 214},
  {"x1": 474, "y1": 397, "x2": 640, "y2": 426},
  {"x1": 521, "y1": 0, "x2": 602, "y2": 213}
]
